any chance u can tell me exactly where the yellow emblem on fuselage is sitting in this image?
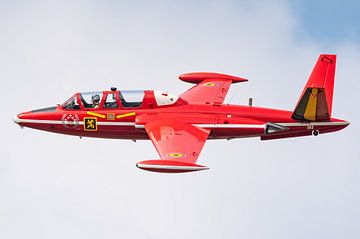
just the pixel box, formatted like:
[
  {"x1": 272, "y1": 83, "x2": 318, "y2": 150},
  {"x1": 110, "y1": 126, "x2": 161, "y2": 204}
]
[
  {"x1": 116, "y1": 112, "x2": 136, "y2": 119},
  {"x1": 86, "y1": 111, "x2": 106, "y2": 119},
  {"x1": 107, "y1": 113, "x2": 116, "y2": 120},
  {"x1": 84, "y1": 117, "x2": 97, "y2": 131}
]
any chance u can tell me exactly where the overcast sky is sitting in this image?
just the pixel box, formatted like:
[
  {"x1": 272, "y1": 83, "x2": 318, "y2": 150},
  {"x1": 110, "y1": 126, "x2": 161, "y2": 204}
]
[{"x1": 0, "y1": 1, "x2": 359, "y2": 238}]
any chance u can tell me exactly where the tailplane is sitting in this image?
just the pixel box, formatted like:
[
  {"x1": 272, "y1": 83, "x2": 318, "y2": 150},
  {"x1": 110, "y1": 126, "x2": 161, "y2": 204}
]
[{"x1": 292, "y1": 54, "x2": 336, "y2": 121}]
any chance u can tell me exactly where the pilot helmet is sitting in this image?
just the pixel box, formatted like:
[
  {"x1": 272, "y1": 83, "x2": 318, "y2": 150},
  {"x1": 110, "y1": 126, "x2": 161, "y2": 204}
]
[{"x1": 92, "y1": 94, "x2": 100, "y2": 102}]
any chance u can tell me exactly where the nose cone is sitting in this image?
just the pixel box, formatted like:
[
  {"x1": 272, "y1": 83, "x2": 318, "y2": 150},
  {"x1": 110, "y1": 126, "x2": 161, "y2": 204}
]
[
  {"x1": 13, "y1": 106, "x2": 58, "y2": 128},
  {"x1": 13, "y1": 114, "x2": 20, "y2": 125},
  {"x1": 13, "y1": 112, "x2": 32, "y2": 127}
]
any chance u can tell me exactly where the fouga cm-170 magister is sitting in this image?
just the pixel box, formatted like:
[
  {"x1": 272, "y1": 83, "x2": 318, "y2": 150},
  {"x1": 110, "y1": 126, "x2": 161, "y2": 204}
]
[{"x1": 14, "y1": 54, "x2": 349, "y2": 173}]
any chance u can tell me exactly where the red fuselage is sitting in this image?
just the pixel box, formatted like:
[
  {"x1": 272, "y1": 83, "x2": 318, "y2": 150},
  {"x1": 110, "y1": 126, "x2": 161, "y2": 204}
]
[{"x1": 13, "y1": 89, "x2": 349, "y2": 141}]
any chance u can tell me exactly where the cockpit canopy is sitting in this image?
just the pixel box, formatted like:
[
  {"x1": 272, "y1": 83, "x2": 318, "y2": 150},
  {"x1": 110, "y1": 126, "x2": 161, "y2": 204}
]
[{"x1": 62, "y1": 90, "x2": 183, "y2": 110}]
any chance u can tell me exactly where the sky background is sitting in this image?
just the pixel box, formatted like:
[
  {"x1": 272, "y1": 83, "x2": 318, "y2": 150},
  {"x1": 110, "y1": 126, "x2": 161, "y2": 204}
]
[{"x1": 0, "y1": 0, "x2": 359, "y2": 238}]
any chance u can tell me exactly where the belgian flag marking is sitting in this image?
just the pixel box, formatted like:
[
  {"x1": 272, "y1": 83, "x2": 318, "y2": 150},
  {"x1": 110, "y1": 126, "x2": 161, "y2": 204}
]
[
  {"x1": 203, "y1": 82, "x2": 218, "y2": 87},
  {"x1": 166, "y1": 152, "x2": 186, "y2": 158}
]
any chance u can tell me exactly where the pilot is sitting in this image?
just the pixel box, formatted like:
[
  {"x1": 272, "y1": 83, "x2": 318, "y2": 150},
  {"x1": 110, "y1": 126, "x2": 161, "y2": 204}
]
[
  {"x1": 91, "y1": 94, "x2": 100, "y2": 108},
  {"x1": 68, "y1": 99, "x2": 76, "y2": 109}
]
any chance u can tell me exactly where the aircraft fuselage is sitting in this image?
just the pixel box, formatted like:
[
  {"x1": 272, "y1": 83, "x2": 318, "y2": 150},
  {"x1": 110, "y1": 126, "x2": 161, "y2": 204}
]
[{"x1": 14, "y1": 102, "x2": 348, "y2": 141}]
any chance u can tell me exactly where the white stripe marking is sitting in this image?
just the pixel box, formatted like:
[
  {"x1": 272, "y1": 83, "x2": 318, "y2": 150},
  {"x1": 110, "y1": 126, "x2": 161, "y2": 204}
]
[
  {"x1": 14, "y1": 116, "x2": 349, "y2": 129},
  {"x1": 136, "y1": 124, "x2": 265, "y2": 129},
  {"x1": 193, "y1": 124, "x2": 265, "y2": 129},
  {"x1": 15, "y1": 119, "x2": 63, "y2": 124},
  {"x1": 14, "y1": 118, "x2": 135, "y2": 126},
  {"x1": 98, "y1": 122, "x2": 135, "y2": 126},
  {"x1": 137, "y1": 163, "x2": 209, "y2": 171},
  {"x1": 278, "y1": 122, "x2": 350, "y2": 127}
]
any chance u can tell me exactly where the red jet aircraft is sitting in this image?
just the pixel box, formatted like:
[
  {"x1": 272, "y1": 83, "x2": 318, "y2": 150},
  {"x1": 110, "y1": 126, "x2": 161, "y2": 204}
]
[{"x1": 14, "y1": 54, "x2": 349, "y2": 173}]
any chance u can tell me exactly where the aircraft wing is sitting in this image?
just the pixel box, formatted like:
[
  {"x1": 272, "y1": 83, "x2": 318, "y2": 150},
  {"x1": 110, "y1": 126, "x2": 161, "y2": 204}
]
[
  {"x1": 179, "y1": 72, "x2": 248, "y2": 105},
  {"x1": 136, "y1": 119, "x2": 210, "y2": 173}
]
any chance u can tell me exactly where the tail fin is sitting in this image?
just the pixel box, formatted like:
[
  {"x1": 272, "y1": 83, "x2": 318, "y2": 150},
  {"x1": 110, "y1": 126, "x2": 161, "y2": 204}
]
[{"x1": 292, "y1": 54, "x2": 336, "y2": 121}]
